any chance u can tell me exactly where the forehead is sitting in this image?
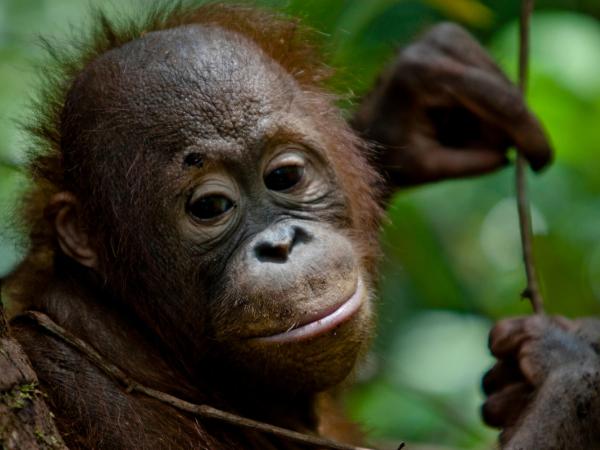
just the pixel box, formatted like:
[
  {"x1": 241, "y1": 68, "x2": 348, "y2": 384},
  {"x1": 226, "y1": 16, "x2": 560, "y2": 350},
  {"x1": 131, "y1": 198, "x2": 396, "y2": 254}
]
[{"x1": 83, "y1": 24, "x2": 301, "y2": 157}]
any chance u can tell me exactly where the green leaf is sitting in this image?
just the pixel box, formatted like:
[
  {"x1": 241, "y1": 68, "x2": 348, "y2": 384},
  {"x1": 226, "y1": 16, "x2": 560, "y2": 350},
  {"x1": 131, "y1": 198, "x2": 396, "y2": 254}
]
[
  {"x1": 490, "y1": 12, "x2": 600, "y2": 98},
  {"x1": 424, "y1": 0, "x2": 494, "y2": 28}
]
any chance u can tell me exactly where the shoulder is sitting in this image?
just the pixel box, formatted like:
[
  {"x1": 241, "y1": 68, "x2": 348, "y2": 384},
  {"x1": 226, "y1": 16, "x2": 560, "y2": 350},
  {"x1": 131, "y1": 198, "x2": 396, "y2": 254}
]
[{"x1": 10, "y1": 316, "x2": 211, "y2": 449}]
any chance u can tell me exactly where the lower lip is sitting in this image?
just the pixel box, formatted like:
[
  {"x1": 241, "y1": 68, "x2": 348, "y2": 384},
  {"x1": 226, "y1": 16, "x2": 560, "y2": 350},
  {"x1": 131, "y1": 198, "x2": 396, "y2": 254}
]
[{"x1": 252, "y1": 276, "x2": 365, "y2": 344}]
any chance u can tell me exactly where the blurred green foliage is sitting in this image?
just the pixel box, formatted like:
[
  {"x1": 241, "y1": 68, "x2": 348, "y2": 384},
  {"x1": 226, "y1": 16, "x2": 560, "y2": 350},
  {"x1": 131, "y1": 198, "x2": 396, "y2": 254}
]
[{"x1": 1, "y1": 1, "x2": 599, "y2": 448}]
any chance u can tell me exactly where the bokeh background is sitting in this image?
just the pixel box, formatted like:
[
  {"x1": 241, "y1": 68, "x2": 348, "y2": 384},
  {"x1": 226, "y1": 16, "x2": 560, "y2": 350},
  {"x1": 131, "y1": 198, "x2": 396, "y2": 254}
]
[{"x1": 1, "y1": 0, "x2": 599, "y2": 448}]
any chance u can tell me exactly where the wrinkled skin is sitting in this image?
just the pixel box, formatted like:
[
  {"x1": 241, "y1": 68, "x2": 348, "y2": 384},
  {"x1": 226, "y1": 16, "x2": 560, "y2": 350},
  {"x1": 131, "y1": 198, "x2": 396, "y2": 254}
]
[
  {"x1": 7, "y1": 4, "x2": 585, "y2": 448},
  {"x1": 12, "y1": 17, "x2": 382, "y2": 448},
  {"x1": 64, "y1": 24, "x2": 377, "y2": 391},
  {"x1": 354, "y1": 23, "x2": 551, "y2": 186},
  {"x1": 483, "y1": 316, "x2": 600, "y2": 449}
]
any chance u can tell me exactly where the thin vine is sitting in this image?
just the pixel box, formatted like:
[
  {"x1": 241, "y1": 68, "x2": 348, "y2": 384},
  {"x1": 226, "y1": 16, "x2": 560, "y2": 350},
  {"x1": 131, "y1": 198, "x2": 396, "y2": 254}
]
[
  {"x1": 516, "y1": 0, "x2": 545, "y2": 314},
  {"x1": 23, "y1": 311, "x2": 389, "y2": 450}
]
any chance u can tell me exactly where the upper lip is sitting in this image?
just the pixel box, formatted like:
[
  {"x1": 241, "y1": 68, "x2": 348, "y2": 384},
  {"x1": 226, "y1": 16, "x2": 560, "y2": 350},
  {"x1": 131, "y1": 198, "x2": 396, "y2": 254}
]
[{"x1": 251, "y1": 275, "x2": 365, "y2": 344}]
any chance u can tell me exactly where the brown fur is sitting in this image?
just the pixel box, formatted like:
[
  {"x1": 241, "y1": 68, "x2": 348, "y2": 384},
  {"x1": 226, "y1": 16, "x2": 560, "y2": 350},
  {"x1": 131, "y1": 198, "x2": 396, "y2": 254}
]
[
  {"x1": 8, "y1": 1, "x2": 369, "y2": 309},
  {"x1": 4, "y1": 2, "x2": 384, "y2": 449}
]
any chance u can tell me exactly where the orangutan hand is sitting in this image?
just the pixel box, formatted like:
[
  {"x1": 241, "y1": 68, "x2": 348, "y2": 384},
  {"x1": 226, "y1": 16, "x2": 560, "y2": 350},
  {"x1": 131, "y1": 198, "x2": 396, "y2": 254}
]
[
  {"x1": 352, "y1": 23, "x2": 553, "y2": 186},
  {"x1": 483, "y1": 315, "x2": 600, "y2": 449}
]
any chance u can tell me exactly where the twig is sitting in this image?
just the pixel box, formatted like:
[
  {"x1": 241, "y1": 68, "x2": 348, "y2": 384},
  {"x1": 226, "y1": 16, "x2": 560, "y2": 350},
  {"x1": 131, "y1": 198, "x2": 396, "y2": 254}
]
[
  {"x1": 23, "y1": 311, "x2": 387, "y2": 450},
  {"x1": 516, "y1": 0, "x2": 544, "y2": 314}
]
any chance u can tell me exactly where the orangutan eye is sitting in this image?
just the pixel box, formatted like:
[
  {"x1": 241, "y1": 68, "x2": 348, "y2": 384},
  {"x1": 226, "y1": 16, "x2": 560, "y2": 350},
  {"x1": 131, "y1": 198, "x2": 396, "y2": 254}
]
[
  {"x1": 188, "y1": 194, "x2": 234, "y2": 221},
  {"x1": 264, "y1": 165, "x2": 305, "y2": 192},
  {"x1": 183, "y1": 152, "x2": 204, "y2": 168}
]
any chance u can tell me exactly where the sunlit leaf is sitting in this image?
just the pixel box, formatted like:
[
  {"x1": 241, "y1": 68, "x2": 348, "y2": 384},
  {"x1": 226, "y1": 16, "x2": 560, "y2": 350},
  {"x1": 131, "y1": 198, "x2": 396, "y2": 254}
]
[
  {"x1": 424, "y1": 0, "x2": 493, "y2": 28},
  {"x1": 491, "y1": 12, "x2": 600, "y2": 97}
]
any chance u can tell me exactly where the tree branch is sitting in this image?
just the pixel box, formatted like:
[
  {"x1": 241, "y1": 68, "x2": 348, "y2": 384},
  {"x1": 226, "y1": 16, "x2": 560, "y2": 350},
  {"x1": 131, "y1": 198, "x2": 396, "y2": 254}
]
[
  {"x1": 0, "y1": 283, "x2": 68, "y2": 450},
  {"x1": 516, "y1": 0, "x2": 545, "y2": 314}
]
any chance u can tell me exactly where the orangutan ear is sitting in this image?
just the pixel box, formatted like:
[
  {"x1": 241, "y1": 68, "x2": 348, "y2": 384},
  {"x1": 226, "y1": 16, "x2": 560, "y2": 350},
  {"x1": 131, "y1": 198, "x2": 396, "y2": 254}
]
[{"x1": 49, "y1": 192, "x2": 98, "y2": 270}]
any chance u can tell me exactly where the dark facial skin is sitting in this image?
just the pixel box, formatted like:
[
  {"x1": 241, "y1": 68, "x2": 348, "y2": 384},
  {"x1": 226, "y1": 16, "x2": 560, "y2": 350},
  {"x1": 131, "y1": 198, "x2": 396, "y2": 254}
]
[
  {"x1": 11, "y1": 4, "x2": 595, "y2": 448},
  {"x1": 61, "y1": 24, "x2": 374, "y2": 391}
]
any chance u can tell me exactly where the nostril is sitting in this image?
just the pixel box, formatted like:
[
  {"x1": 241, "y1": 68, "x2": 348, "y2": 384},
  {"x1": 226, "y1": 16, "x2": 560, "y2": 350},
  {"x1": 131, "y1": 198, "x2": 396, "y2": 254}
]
[
  {"x1": 291, "y1": 226, "x2": 312, "y2": 246},
  {"x1": 255, "y1": 241, "x2": 290, "y2": 263},
  {"x1": 253, "y1": 225, "x2": 313, "y2": 263}
]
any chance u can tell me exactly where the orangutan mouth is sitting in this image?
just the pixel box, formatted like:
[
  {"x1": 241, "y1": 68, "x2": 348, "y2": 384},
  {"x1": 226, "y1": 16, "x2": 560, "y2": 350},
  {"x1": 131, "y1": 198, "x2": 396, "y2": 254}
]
[{"x1": 252, "y1": 276, "x2": 365, "y2": 344}]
